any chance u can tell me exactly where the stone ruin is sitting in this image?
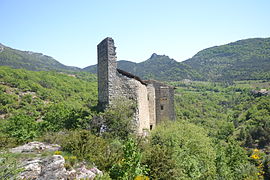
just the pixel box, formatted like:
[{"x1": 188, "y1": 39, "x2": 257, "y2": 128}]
[{"x1": 97, "y1": 37, "x2": 175, "y2": 134}]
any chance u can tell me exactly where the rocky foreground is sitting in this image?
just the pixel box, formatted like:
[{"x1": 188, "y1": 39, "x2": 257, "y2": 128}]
[{"x1": 4, "y1": 141, "x2": 103, "y2": 179}]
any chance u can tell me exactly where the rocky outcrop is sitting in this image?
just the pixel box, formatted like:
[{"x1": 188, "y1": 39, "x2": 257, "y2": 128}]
[
  {"x1": 10, "y1": 141, "x2": 61, "y2": 153},
  {"x1": 18, "y1": 155, "x2": 73, "y2": 180},
  {"x1": 76, "y1": 166, "x2": 102, "y2": 179},
  {"x1": 8, "y1": 142, "x2": 103, "y2": 180},
  {"x1": 251, "y1": 89, "x2": 270, "y2": 97}
]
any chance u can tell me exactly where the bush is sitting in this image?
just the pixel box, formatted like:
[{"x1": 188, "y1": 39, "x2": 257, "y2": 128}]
[
  {"x1": 61, "y1": 130, "x2": 122, "y2": 171},
  {"x1": 3, "y1": 114, "x2": 39, "y2": 142},
  {"x1": 109, "y1": 138, "x2": 148, "y2": 179},
  {"x1": 95, "y1": 172, "x2": 112, "y2": 180},
  {"x1": 43, "y1": 103, "x2": 92, "y2": 131},
  {"x1": 215, "y1": 139, "x2": 258, "y2": 179},
  {"x1": 91, "y1": 98, "x2": 136, "y2": 140},
  {"x1": 142, "y1": 144, "x2": 178, "y2": 179},
  {"x1": 143, "y1": 121, "x2": 216, "y2": 179}
]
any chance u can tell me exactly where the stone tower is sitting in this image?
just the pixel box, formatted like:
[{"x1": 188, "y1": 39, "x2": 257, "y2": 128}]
[{"x1": 97, "y1": 37, "x2": 117, "y2": 108}]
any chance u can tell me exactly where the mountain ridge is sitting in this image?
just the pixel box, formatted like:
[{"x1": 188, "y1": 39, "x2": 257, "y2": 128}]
[
  {"x1": 1, "y1": 37, "x2": 270, "y2": 81},
  {"x1": 184, "y1": 37, "x2": 270, "y2": 81},
  {"x1": 83, "y1": 53, "x2": 202, "y2": 81},
  {"x1": 0, "y1": 43, "x2": 81, "y2": 72}
]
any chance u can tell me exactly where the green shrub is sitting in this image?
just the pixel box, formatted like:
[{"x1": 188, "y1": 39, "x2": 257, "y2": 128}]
[
  {"x1": 61, "y1": 130, "x2": 122, "y2": 171},
  {"x1": 144, "y1": 121, "x2": 216, "y2": 179},
  {"x1": 142, "y1": 144, "x2": 178, "y2": 179},
  {"x1": 43, "y1": 103, "x2": 91, "y2": 131},
  {"x1": 95, "y1": 172, "x2": 112, "y2": 180},
  {"x1": 91, "y1": 98, "x2": 136, "y2": 140},
  {"x1": 0, "y1": 93, "x2": 17, "y2": 106},
  {"x1": 215, "y1": 139, "x2": 258, "y2": 179},
  {"x1": 3, "y1": 114, "x2": 39, "y2": 142},
  {"x1": 110, "y1": 138, "x2": 148, "y2": 180}
]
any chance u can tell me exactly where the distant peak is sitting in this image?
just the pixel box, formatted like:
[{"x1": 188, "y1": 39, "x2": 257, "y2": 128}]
[
  {"x1": 149, "y1": 53, "x2": 170, "y2": 60},
  {"x1": 150, "y1": 53, "x2": 158, "y2": 59}
]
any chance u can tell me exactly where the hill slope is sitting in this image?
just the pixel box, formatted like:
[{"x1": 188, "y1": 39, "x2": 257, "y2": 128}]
[
  {"x1": 183, "y1": 38, "x2": 270, "y2": 81},
  {"x1": 83, "y1": 53, "x2": 202, "y2": 81},
  {"x1": 0, "y1": 66, "x2": 97, "y2": 122},
  {"x1": 0, "y1": 43, "x2": 80, "y2": 72}
]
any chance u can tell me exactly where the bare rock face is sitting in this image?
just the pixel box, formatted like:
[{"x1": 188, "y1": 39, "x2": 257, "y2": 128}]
[
  {"x1": 18, "y1": 155, "x2": 74, "y2": 180},
  {"x1": 9, "y1": 142, "x2": 103, "y2": 180},
  {"x1": 76, "y1": 165, "x2": 102, "y2": 179},
  {"x1": 19, "y1": 158, "x2": 42, "y2": 179},
  {"x1": 39, "y1": 155, "x2": 69, "y2": 180},
  {"x1": 10, "y1": 141, "x2": 61, "y2": 153}
]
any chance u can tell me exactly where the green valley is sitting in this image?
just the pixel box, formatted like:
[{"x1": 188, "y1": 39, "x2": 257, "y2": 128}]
[
  {"x1": 1, "y1": 37, "x2": 270, "y2": 179},
  {"x1": 0, "y1": 65, "x2": 270, "y2": 179}
]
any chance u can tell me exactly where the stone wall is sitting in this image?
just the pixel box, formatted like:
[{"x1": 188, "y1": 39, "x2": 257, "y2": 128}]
[
  {"x1": 97, "y1": 37, "x2": 117, "y2": 108},
  {"x1": 145, "y1": 80, "x2": 175, "y2": 124},
  {"x1": 113, "y1": 72, "x2": 151, "y2": 134},
  {"x1": 159, "y1": 86, "x2": 175, "y2": 122},
  {"x1": 147, "y1": 84, "x2": 156, "y2": 130},
  {"x1": 136, "y1": 81, "x2": 151, "y2": 134}
]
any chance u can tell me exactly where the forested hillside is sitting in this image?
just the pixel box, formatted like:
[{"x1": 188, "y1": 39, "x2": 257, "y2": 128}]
[
  {"x1": 184, "y1": 38, "x2": 270, "y2": 81},
  {"x1": 0, "y1": 43, "x2": 80, "y2": 72},
  {"x1": 1, "y1": 66, "x2": 270, "y2": 179},
  {"x1": 0, "y1": 66, "x2": 97, "y2": 138}
]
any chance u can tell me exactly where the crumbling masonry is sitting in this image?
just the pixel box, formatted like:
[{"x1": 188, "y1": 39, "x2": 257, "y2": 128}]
[{"x1": 97, "y1": 37, "x2": 175, "y2": 134}]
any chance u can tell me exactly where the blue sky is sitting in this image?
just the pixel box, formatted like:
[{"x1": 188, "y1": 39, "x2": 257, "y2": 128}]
[{"x1": 1, "y1": 0, "x2": 270, "y2": 68}]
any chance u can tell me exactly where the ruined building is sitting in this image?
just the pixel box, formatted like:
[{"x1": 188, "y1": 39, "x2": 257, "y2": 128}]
[{"x1": 97, "y1": 37, "x2": 175, "y2": 134}]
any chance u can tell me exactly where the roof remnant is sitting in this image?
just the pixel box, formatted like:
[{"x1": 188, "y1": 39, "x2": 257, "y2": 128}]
[{"x1": 117, "y1": 68, "x2": 147, "y2": 85}]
